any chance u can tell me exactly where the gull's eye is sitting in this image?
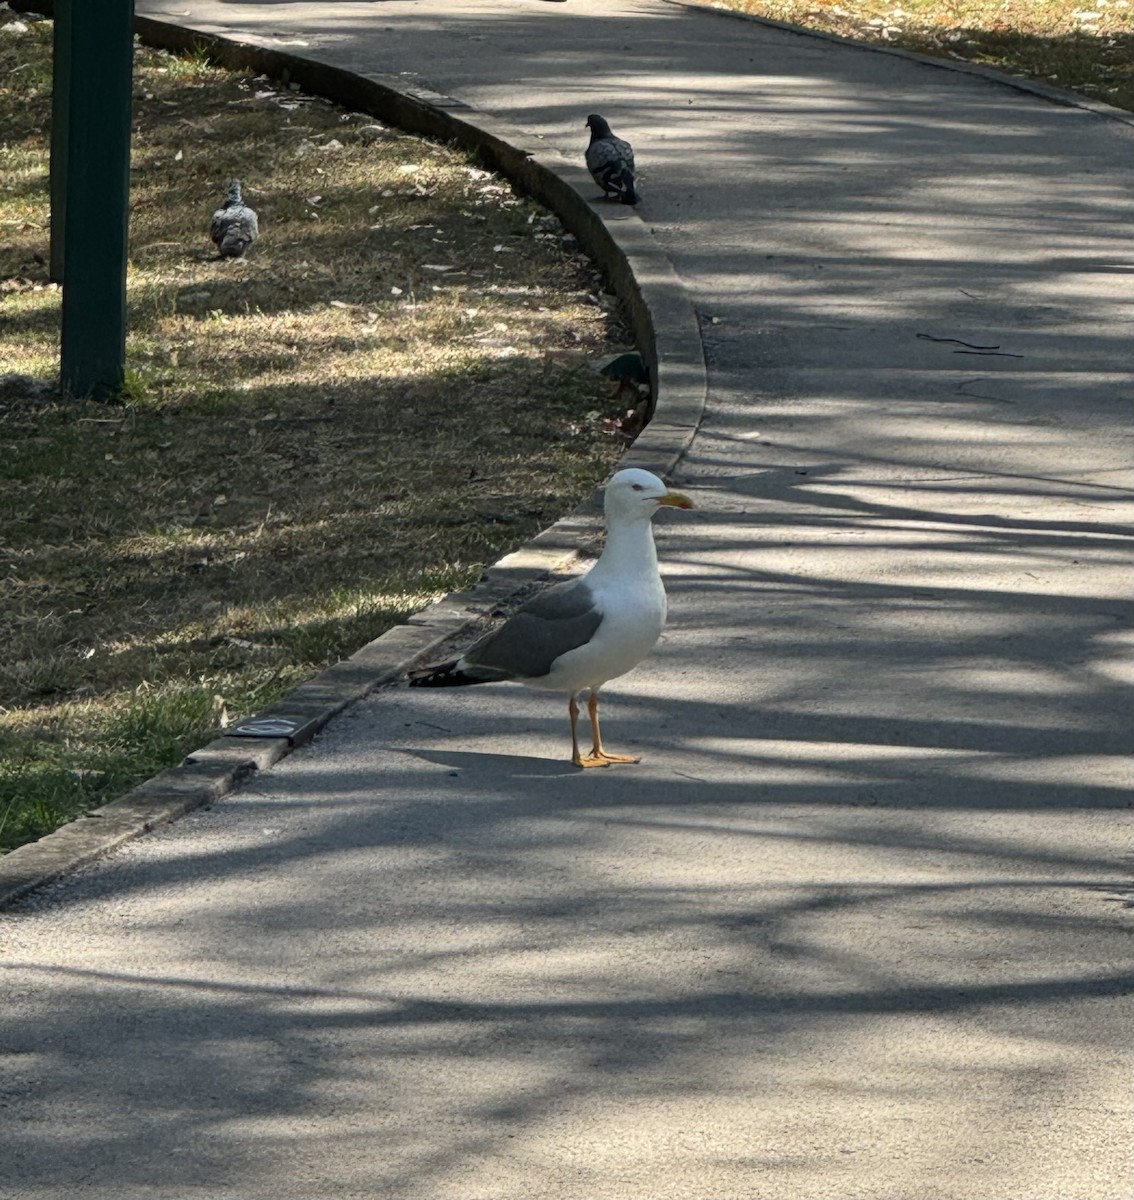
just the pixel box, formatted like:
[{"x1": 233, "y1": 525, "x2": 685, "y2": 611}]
[{"x1": 631, "y1": 483, "x2": 644, "y2": 491}]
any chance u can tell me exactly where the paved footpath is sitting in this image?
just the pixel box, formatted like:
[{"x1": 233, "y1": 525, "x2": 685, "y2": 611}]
[{"x1": 3, "y1": 3, "x2": 1133, "y2": 1197}]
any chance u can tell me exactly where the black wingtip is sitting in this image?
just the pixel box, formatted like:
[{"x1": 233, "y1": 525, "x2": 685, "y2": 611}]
[{"x1": 408, "y1": 660, "x2": 482, "y2": 688}]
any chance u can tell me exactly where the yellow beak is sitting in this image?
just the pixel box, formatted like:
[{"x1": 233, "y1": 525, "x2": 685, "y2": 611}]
[{"x1": 657, "y1": 490, "x2": 694, "y2": 510}]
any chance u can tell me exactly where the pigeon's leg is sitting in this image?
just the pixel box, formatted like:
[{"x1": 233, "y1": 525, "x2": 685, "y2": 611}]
[{"x1": 580, "y1": 689, "x2": 639, "y2": 766}]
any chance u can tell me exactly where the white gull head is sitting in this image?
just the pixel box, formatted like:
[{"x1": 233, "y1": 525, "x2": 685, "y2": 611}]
[{"x1": 603, "y1": 468, "x2": 694, "y2": 522}]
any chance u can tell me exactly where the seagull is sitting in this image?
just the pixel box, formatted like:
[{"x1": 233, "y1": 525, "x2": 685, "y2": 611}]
[
  {"x1": 584, "y1": 114, "x2": 639, "y2": 205},
  {"x1": 409, "y1": 468, "x2": 693, "y2": 767},
  {"x1": 210, "y1": 179, "x2": 259, "y2": 258}
]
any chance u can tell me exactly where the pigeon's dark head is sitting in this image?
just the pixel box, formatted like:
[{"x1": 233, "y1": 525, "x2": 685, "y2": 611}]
[
  {"x1": 585, "y1": 113, "x2": 614, "y2": 139},
  {"x1": 226, "y1": 179, "x2": 243, "y2": 204}
]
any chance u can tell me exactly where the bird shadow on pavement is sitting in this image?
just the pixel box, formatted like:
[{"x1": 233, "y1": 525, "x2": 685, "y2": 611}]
[{"x1": 400, "y1": 746, "x2": 583, "y2": 778}]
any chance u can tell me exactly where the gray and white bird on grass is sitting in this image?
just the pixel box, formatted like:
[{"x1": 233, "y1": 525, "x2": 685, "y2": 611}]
[
  {"x1": 210, "y1": 179, "x2": 258, "y2": 258},
  {"x1": 584, "y1": 113, "x2": 638, "y2": 205},
  {"x1": 409, "y1": 468, "x2": 693, "y2": 768}
]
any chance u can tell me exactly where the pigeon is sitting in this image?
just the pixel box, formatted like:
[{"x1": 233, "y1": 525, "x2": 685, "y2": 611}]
[
  {"x1": 584, "y1": 114, "x2": 638, "y2": 205},
  {"x1": 210, "y1": 179, "x2": 259, "y2": 258},
  {"x1": 408, "y1": 468, "x2": 693, "y2": 767}
]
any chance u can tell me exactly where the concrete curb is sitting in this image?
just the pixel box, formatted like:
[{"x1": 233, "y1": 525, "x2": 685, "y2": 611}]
[
  {"x1": 673, "y1": 0, "x2": 1134, "y2": 129},
  {"x1": 0, "y1": 17, "x2": 707, "y2": 909}
]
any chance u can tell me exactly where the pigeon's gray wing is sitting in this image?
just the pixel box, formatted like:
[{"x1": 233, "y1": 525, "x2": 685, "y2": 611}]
[
  {"x1": 463, "y1": 576, "x2": 603, "y2": 681},
  {"x1": 585, "y1": 137, "x2": 636, "y2": 197},
  {"x1": 211, "y1": 204, "x2": 258, "y2": 256},
  {"x1": 588, "y1": 137, "x2": 635, "y2": 173},
  {"x1": 612, "y1": 136, "x2": 635, "y2": 175},
  {"x1": 585, "y1": 138, "x2": 620, "y2": 175}
]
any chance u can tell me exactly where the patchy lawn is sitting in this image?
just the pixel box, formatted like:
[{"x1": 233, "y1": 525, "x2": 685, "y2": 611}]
[{"x1": 0, "y1": 14, "x2": 633, "y2": 851}]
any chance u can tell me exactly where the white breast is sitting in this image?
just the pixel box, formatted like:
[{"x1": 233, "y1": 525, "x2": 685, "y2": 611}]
[{"x1": 530, "y1": 519, "x2": 669, "y2": 695}]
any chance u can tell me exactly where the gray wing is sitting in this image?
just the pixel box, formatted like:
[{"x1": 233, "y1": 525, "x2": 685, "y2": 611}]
[
  {"x1": 585, "y1": 137, "x2": 636, "y2": 197},
  {"x1": 612, "y1": 136, "x2": 635, "y2": 175},
  {"x1": 209, "y1": 207, "x2": 229, "y2": 243},
  {"x1": 211, "y1": 204, "x2": 258, "y2": 253},
  {"x1": 463, "y1": 576, "x2": 603, "y2": 681},
  {"x1": 586, "y1": 137, "x2": 634, "y2": 175},
  {"x1": 240, "y1": 205, "x2": 259, "y2": 239}
]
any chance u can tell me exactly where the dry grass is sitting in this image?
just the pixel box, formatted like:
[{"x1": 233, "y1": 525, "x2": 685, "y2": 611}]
[
  {"x1": 0, "y1": 15, "x2": 632, "y2": 851},
  {"x1": 712, "y1": 0, "x2": 1133, "y2": 110}
]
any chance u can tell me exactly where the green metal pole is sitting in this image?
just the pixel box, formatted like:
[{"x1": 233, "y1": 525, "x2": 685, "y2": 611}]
[
  {"x1": 49, "y1": 0, "x2": 71, "y2": 284},
  {"x1": 59, "y1": 0, "x2": 135, "y2": 401}
]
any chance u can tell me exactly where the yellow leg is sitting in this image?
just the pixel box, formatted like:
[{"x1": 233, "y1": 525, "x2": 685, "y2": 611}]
[
  {"x1": 569, "y1": 695, "x2": 590, "y2": 767},
  {"x1": 571, "y1": 689, "x2": 639, "y2": 767},
  {"x1": 571, "y1": 694, "x2": 608, "y2": 768}
]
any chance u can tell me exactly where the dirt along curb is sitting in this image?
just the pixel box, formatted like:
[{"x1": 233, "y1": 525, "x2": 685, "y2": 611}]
[{"x1": 0, "y1": 16, "x2": 708, "y2": 909}]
